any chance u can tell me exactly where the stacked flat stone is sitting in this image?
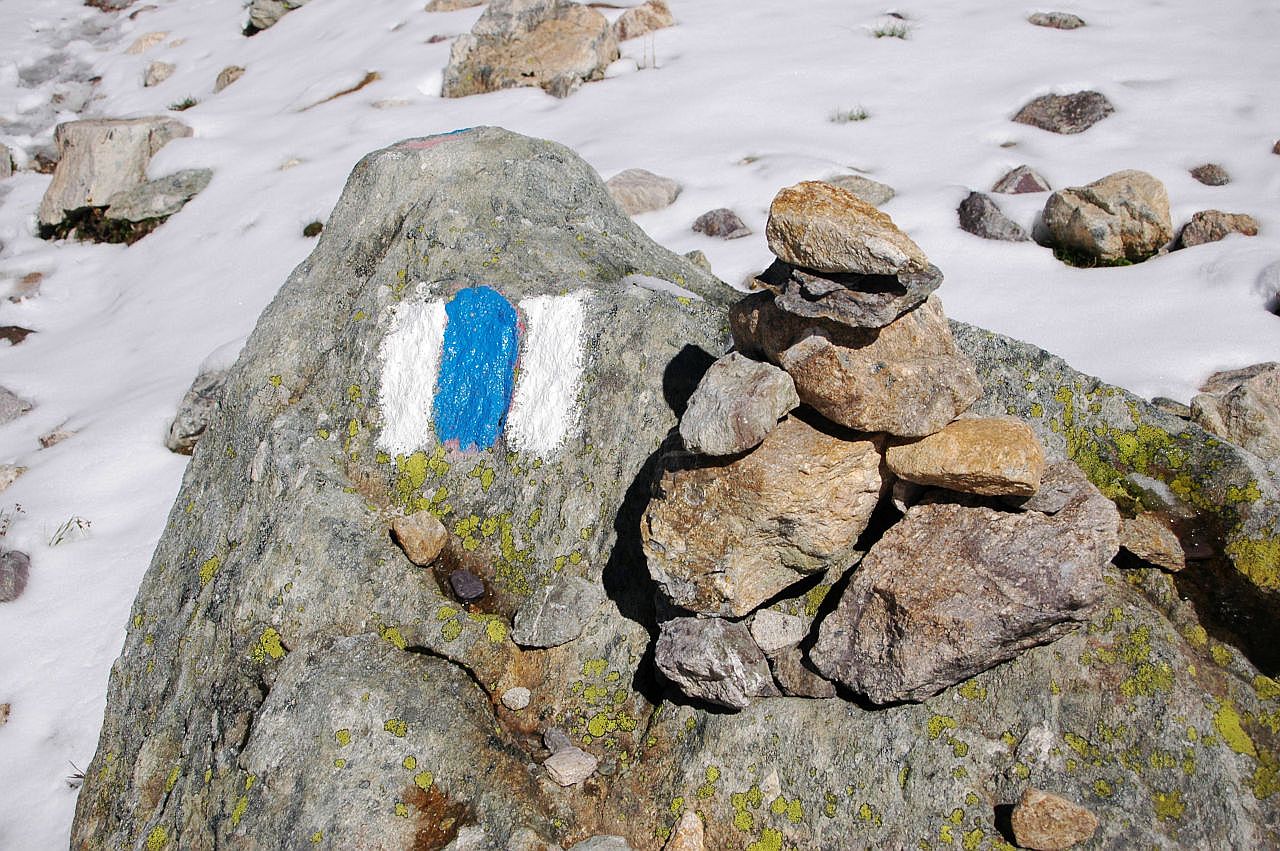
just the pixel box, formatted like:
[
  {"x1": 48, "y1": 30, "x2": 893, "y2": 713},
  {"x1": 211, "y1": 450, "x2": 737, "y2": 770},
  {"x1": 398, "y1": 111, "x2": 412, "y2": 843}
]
[{"x1": 645, "y1": 180, "x2": 1120, "y2": 709}]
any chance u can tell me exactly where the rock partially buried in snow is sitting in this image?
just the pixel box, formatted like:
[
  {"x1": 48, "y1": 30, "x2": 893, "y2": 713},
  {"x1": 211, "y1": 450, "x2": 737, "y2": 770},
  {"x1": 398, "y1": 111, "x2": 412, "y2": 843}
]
[
  {"x1": 1177, "y1": 209, "x2": 1259, "y2": 248},
  {"x1": 885, "y1": 417, "x2": 1046, "y2": 496},
  {"x1": 247, "y1": 0, "x2": 311, "y2": 31},
  {"x1": 811, "y1": 463, "x2": 1118, "y2": 703},
  {"x1": 1120, "y1": 512, "x2": 1186, "y2": 572},
  {"x1": 644, "y1": 416, "x2": 884, "y2": 617},
  {"x1": 1042, "y1": 170, "x2": 1172, "y2": 264},
  {"x1": 992, "y1": 164, "x2": 1051, "y2": 194},
  {"x1": 442, "y1": 0, "x2": 619, "y2": 99},
  {"x1": 36, "y1": 117, "x2": 191, "y2": 229},
  {"x1": 612, "y1": 0, "x2": 675, "y2": 42},
  {"x1": 1190, "y1": 361, "x2": 1280, "y2": 462},
  {"x1": 606, "y1": 168, "x2": 680, "y2": 215},
  {"x1": 390, "y1": 511, "x2": 449, "y2": 565},
  {"x1": 426, "y1": 0, "x2": 485, "y2": 9},
  {"x1": 143, "y1": 60, "x2": 174, "y2": 87},
  {"x1": 0, "y1": 550, "x2": 31, "y2": 603},
  {"x1": 822, "y1": 173, "x2": 896, "y2": 207},
  {"x1": 511, "y1": 574, "x2": 605, "y2": 648},
  {"x1": 654, "y1": 617, "x2": 778, "y2": 709},
  {"x1": 544, "y1": 745, "x2": 598, "y2": 786},
  {"x1": 0, "y1": 386, "x2": 33, "y2": 425},
  {"x1": 1013, "y1": 91, "x2": 1113, "y2": 135},
  {"x1": 1189, "y1": 163, "x2": 1230, "y2": 186},
  {"x1": 957, "y1": 191, "x2": 1029, "y2": 241},
  {"x1": 214, "y1": 65, "x2": 245, "y2": 92},
  {"x1": 765, "y1": 181, "x2": 929, "y2": 276},
  {"x1": 0, "y1": 144, "x2": 12, "y2": 180},
  {"x1": 1027, "y1": 11, "x2": 1086, "y2": 29},
  {"x1": 1010, "y1": 787, "x2": 1099, "y2": 850},
  {"x1": 691, "y1": 207, "x2": 750, "y2": 239},
  {"x1": 761, "y1": 260, "x2": 942, "y2": 330},
  {"x1": 678, "y1": 352, "x2": 798, "y2": 456},
  {"x1": 103, "y1": 168, "x2": 212, "y2": 223},
  {"x1": 0, "y1": 464, "x2": 25, "y2": 493},
  {"x1": 733, "y1": 294, "x2": 981, "y2": 437}
]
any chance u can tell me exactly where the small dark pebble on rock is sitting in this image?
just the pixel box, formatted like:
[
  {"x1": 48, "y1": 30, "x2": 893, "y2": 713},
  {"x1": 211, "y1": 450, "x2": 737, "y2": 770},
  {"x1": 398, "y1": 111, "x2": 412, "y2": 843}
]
[{"x1": 449, "y1": 568, "x2": 485, "y2": 602}]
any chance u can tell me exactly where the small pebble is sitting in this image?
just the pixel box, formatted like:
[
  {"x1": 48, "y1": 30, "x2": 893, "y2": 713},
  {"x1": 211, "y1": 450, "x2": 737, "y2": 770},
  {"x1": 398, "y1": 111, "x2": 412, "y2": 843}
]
[
  {"x1": 449, "y1": 569, "x2": 485, "y2": 602},
  {"x1": 1189, "y1": 163, "x2": 1230, "y2": 186},
  {"x1": 501, "y1": 687, "x2": 531, "y2": 710},
  {"x1": 0, "y1": 550, "x2": 31, "y2": 603}
]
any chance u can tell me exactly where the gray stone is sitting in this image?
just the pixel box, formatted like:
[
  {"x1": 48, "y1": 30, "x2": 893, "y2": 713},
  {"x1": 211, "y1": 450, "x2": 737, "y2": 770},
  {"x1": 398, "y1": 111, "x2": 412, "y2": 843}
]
[
  {"x1": 682, "y1": 249, "x2": 711, "y2": 273},
  {"x1": 612, "y1": 0, "x2": 674, "y2": 42},
  {"x1": 678, "y1": 352, "x2": 797, "y2": 456},
  {"x1": 103, "y1": 168, "x2": 212, "y2": 223},
  {"x1": 811, "y1": 462, "x2": 1118, "y2": 703},
  {"x1": 644, "y1": 416, "x2": 884, "y2": 617},
  {"x1": 748, "y1": 609, "x2": 806, "y2": 656},
  {"x1": 443, "y1": 826, "x2": 493, "y2": 851},
  {"x1": 1013, "y1": 91, "x2": 1114, "y2": 134},
  {"x1": 70, "y1": 127, "x2": 730, "y2": 849},
  {"x1": 511, "y1": 575, "x2": 605, "y2": 648},
  {"x1": 0, "y1": 550, "x2": 30, "y2": 603},
  {"x1": 654, "y1": 617, "x2": 778, "y2": 709},
  {"x1": 543, "y1": 728, "x2": 573, "y2": 754},
  {"x1": 606, "y1": 168, "x2": 680, "y2": 215},
  {"x1": 164, "y1": 369, "x2": 226, "y2": 454},
  {"x1": 247, "y1": 0, "x2": 310, "y2": 31},
  {"x1": 0, "y1": 386, "x2": 32, "y2": 425},
  {"x1": 1190, "y1": 361, "x2": 1280, "y2": 462},
  {"x1": 958, "y1": 191, "x2": 1029, "y2": 241},
  {"x1": 1190, "y1": 163, "x2": 1230, "y2": 186},
  {"x1": 544, "y1": 746, "x2": 598, "y2": 786},
  {"x1": 443, "y1": 0, "x2": 619, "y2": 99},
  {"x1": 1178, "y1": 209, "x2": 1259, "y2": 248},
  {"x1": 566, "y1": 838, "x2": 631, "y2": 851},
  {"x1": 992, "y1": 164, "x2": 1051, "y2": 194},
  {"x1": 1150, "y1": 396, "x2": 1191, "y2": 419},
  {"x1": 769, "y1": 645, "x2": 836, "y2": 699},
  {"x1": 1001, "y1": 460, "x2": 1080, "y2": 515},
  {"x1": 1042, "y1": 170, "x2": 1172, "y2": 264},
  {"x1": 691, "y1": 208, "x2": 750, "y2": 239},
  {"x1": 763, "y1": 259, "x2": 943, "y2": 330},
  {"x1": 732, "y1": 293, "x2": 982, "y2": 437},
  {"x1": 450, "y1": 568, "x2": 486, "y2": 601},
  {"x1": 501, "y1": 686, "x2": 531, "y2": 710},
  {"x1": 1027, "y1": 11, "x2": 1086, "y2": 29},
  {"x1": 822, "y1": 173, "x2": 895, "y2": 207},
  {"x1": 766, "y1": 180, "x2": 929, "y2": 276},
  {"x1": 214, "y1": 65, "x2": 245, "y2": 93},
  {"x1": 37, "y1": 117, "x2": 191, "y2": 228},
  {"x1": 143, "y1": 60, "x2": 174, "y2": 87}
]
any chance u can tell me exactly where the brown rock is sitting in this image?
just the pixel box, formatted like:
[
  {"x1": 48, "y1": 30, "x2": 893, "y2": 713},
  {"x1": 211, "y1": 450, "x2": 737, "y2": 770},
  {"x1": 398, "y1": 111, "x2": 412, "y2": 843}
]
[
  {"x1": 1042, "y1": 170, "x2": 1172, "y2": 264},
  {"x1": 1178, "y1": 210, "x2": 1259, "y2": 248},
  {"x1": 811, "y1": 463, "x2": 1118, "y2": 703},
  {"x1": 143, "y1": 60, "x2": 175, "y2": 87},
  {"x1": 1120, "y1": 513, "x2": 1186, "y2": 572},
  {"x1": 663, "y1": 811, "x2": 705, "y2": 851},
  {"x1": 214, "y1": 65, "x2": 245, "y2": 93},
  {"x1": 1013, "y1": 91, "x2": 1113, "y2": 135},
  {"x1": 992, "y1": 164, "x2": 1051, "y2": 194},
  {"x1": 0, "y1": 703, "x2": 9, "y2": 726},
  {"x1": 1189, "y1": 163, "x2": 1230, "y2": 186},
  {"x1": 770, "y1": 646, "x2": 837, "y2": 699},
  {"x1": 0, "y1": 464, "x2": 25, "y2": 493},
  {"x1": 613, "y1": 0, "x2": 675, "y2": 42},
  {"x1": 764, "y1": 181, "x2": 930, "y2": 276},
  {"x1": 1010, "y1": 787, "x2": 1100, "y2": 850},
  {"x1": 643, "y1": 415, "x2": 885, "y2": 617},
  {"x1": 732, "y1": 293, "x2": 982, "y2": 437},
  {"x1": 606, "y1": 168, "x2": 680, "y2": 215},
  {"x1": 885, "y1": 417, "x2": 1046, "y2": 496},
  {"x1": 691, "y1": 207, "x2": 750, "y2": 240},
  {"x1": 1190, "y1": 361, "x2": 1280, "y2": 461},
  {"x1": 390, "y1": 511, "x2": 448, "y2": 565}
]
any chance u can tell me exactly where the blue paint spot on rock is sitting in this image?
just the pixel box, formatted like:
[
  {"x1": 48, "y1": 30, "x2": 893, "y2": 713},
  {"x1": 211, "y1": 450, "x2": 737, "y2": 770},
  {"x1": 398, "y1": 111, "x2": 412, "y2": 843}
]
[{"x1": 434, "y1": 286, "x2": 519, "y2": 451}]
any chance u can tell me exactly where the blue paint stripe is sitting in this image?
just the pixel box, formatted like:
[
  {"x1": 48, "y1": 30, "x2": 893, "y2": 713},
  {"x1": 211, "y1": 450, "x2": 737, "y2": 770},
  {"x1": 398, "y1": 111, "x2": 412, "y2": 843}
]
[{"x1": 433, "y1": 286, "x2": 519, "y2": 451}]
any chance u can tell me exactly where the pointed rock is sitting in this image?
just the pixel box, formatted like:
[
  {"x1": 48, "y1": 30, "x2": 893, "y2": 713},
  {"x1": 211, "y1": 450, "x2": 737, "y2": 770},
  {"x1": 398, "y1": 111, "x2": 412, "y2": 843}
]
[
  {"x1": 992, "y1": 165, "x2": 1051, "y2": 194},
  {"x1": 957, "y1": 191, "x2": 1029, "y2": 241},
  {"x1": 678, "y1": 352, "x2": 798, "y2": 456},
  {"x1": 1013, "y1": 91, "x2": 1113, "y2": 134}
]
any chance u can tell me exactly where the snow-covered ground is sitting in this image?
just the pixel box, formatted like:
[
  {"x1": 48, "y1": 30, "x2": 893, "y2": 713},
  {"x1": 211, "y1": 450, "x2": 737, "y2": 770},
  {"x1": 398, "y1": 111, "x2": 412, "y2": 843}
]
[{"x1": 0, "y1": 0, "x2": 1276, "y2": 845}]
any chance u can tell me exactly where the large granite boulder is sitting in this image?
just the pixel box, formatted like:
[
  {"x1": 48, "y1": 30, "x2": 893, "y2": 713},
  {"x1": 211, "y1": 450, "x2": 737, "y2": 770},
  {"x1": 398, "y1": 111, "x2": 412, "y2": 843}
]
[
  {"x1": 443, "y1": 0, "x2": 619, "y2": 99},
  {"x1": 36, "y1": 117, "x2": 191, "y2": 231},
  {"x1": 1042, "y1": 170, "x2": 1173, "y2": 265},
  {"x1": 70, "y1": 127, "x2": 731, "y2": 850}
]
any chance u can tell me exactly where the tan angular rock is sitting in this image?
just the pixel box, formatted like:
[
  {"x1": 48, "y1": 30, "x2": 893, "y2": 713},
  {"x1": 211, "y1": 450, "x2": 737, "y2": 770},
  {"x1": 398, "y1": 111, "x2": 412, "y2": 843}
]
[
  {"x1": 1190, "y1": 361, "x2": 1280, "y2": 462},
  {"x1": 543, "y1": 745, "x2": 598, "y2": 786},
  {"x1": 1042, "y1": 170, "x2": 1172, "y2": 264},
  {"x1": 1120, "y1": 512, "x2": 1186, "y2": 572},
  {"x1": 0, "y1": 464, "x2": 25, "y2": 493},
  {"x1": 606, "y1": 168, "x2": 680, "y2": 215},
  {"x1": 390, "y1": 511, "x2": 448, "y2": 565},
  {"x1": 732, "y1": 293, "x2": 981, "y2": 437},
  {"x1": 442, "y1": 0, "x2": 619, "y2": 99},
  {"x1": 1178, "y1": 210, "x2": 1259, "y2": 248},
  {"x1": 1010, "y1": 787, "x2": 1099, "y2": 850},
  {"x1": 885, "y1": 417, "x2": 1045, "y2": 496},
  {"x1": 613, "y1": 0, "x2": 675, "y2": 42},
  {"x1": 663, "y1": 811, "x2": 705, "y2": 851},
  {"x1": 643, "y1": 415, "x2": 885, "y2": 617},
  {"x1": 143, "y1": 60, "x2": 175, "y2": 87},
  {"x1": 765, "y1": 181, "x2": 929, "y2": 276},
  {"x1": 125, "y1": 31, "x2": 167, "y2": 55},
  {"x1": 214, "y1": 65, "x2": 245, "y2": 93},
  {"x1": 37, "y1": 117, "x2": 192, "y2": 228}
]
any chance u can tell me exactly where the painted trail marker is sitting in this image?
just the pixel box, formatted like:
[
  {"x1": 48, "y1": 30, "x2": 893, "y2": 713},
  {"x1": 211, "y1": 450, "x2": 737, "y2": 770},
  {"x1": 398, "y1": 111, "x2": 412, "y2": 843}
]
[{"x1": 377, "y1": 287, "x2": 588, "y2": 457}]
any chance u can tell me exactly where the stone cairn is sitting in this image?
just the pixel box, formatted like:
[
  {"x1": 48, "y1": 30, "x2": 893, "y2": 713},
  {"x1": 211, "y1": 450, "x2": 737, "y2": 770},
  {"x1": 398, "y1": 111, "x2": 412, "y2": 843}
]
[{"x1": 644, "y1": 180, "x2": 1121, "y2": 709}]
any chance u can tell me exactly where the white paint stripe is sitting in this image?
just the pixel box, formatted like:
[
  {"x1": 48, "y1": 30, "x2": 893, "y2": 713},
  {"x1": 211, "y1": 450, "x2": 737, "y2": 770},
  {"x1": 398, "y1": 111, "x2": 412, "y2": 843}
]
[
  {"x1": 506, "y1": 292, "x2": 588, "y2": 457},
  {"x1": 376, "y1": 298, "x2": 447, "y2": 455}
]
